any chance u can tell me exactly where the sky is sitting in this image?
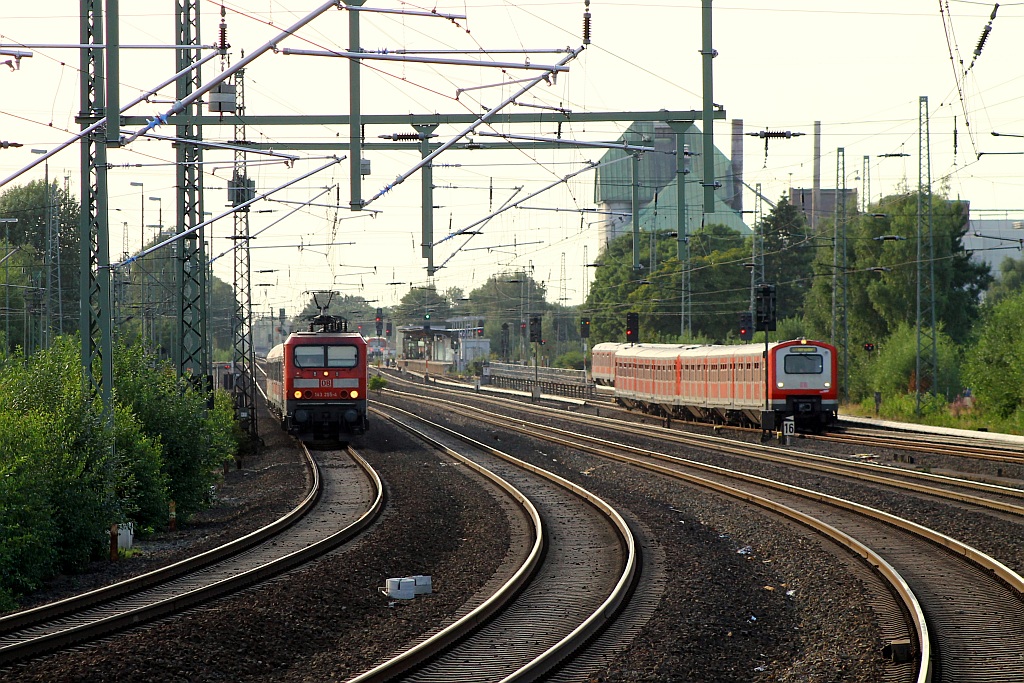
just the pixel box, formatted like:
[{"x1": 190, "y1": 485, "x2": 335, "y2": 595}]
[{"x1": 2, "y1": 1, "x2": 1023, "y2": 319}]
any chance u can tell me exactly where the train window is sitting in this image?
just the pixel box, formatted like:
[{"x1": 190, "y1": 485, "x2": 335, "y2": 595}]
[
  {"x1": 294, "y1": 345, "x2": 326, "y2": 368},
  {"x1": 783, "y1": 353, "x2": 824, "y2": 374},
  {"x1": 327, "y1": 345, "x2": 359, "y2": 368}
]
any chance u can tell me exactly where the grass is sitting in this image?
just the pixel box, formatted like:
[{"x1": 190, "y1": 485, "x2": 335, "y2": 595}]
[{"x1": 845, "y1": 393, "x2": 1024, "y2": 436}]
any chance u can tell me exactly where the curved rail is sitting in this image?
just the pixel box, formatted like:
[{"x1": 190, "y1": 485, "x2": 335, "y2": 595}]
[
  {"x1": 383, "y1": 393, "x2": 938, "y2": 681},
  {"x1": 0, "y1": 445, "x2": 383, "y2": 665},
  {"x1": 0, "y1": 442, "x2": 319, "y2": 635},
  {"x1": 351, "y1": 405, "x2": 637, "y2": 683},
  {"x1": 385, "y1": 386, "x2": 1024, "y2": 516}
]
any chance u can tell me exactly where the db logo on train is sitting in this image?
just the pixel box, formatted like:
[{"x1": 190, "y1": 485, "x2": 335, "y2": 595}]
[{"x1": 320, "y1": 379, "x2": 332, "y2": 387}]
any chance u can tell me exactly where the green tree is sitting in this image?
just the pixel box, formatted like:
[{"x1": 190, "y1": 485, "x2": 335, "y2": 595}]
[
  {"x1": 113, "y1": 341, "x2": 230, "y2": 520},
  {"x1": 384, "y1": 285, "x2": 446, "y2": 327},
  {"x1": 0, "y1": 337, "x2": 115, "y2": 573},
  {"x1": 0, "y1": 180, "x2": 82, "y2": 340},
  {"x1": 963, "y1": 291, "x2": 1024, "y2": 418},
  {"x1": 805, "y1": 192, "x2": 989, "y2": 345},
  {"x1": 586, "y1": 226, "x2": 750, "y2": 344},
  {"x1": 758, "y1": 195, "x2": 818, "y2": 322},
  {"x1": 857, "y1": 322, "x2": 961, "y2": 403},
  {"x1": 984, "y1": 255, "x2": 1024, "y2": 306},
  {"x1": 462, "y1": 272, "x2": 547, "y2": 361}
]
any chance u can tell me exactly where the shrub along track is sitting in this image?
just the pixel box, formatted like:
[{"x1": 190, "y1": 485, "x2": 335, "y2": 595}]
[{"x1": 0, "y1": 439, "x2": 382, "y2": 669}]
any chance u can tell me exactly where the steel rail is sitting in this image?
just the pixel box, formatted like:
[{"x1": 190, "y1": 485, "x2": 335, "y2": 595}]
[
  {"x1": 384, "y1": 385, "x2": 1024, "y2": 515},
  {"x1": 387, "y1": 391, "x2": 935, "y2": 682},
  {"x1": 353, "y1": 405, "x2": 637, "y2": 683},
  {"x1": 0, "y1": 445, "x2": 382, "y2": 665}
]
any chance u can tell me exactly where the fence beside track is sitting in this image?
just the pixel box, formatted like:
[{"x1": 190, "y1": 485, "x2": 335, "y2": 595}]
[{"x1": 484, "y1": 362, "x2": 595, "y2": 399}]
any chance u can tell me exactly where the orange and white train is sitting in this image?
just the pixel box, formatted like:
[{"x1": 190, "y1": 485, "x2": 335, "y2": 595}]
[
  {"x1": 592, "y1": 339, "x2": 838, "y2": 431},
  {"x1": 266, "y1": 315, "x2": 369, "y2": 443}
]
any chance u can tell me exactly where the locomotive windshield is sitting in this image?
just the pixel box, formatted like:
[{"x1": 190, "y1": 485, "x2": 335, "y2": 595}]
[
  {"x1": 783, "y1": 353, "x2": 824, "y2": 375},
  {"x1": 293, "y1": 344, "x2": 359, "y2": 368}
]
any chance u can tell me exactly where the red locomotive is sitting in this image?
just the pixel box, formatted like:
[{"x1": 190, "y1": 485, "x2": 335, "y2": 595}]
[
  {"x1": 595, "y1": 339, "x2": 838, "y2": 431},
  {"x1": 266, "y1": 313, "x2": 369, "y2": 443}
]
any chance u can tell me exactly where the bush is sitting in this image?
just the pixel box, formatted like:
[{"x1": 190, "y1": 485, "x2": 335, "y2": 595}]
[
  {"x1": 0, "y1": 338, "x2": 114, "y2": 574},
  {"x1": 963, "y1": 293, "x2": 1024, "y2": 419},
  {"x1": 368, "y1": 375, "x2": 388, "y2": 393},
  {"x1": 552, "y1": 350, "x2": 585, "y2": 370},
  {"x1": 113, "y1": 403, "x2": 168, "y2": 530},
  {"x1": 113, "y1": 342, "x2": 232, "y2": 521},
  {"x1": 856, "y1": 323, "x2": 961, "y2": 403},
  {"x1": 0, "y1": 409, "x2": 61, "y2": 602}
]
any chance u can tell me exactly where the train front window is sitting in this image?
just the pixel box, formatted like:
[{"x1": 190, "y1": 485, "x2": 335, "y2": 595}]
[
  {"x1": 293, "y1": 344, "x2": 359, "y2": 368},
  {"x1": 783, "y1": 354, "x2": 823, "y2": 374},
  {"x1": 327, "y1": 345, "x2": 358, "y2": 368},
  {"x1": 293, "y1": 345, "x2": 325, "y2": 368}
]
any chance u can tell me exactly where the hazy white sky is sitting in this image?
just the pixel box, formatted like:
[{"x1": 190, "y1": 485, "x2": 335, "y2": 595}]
[{"x1": 2, "y1": 1, "x2": 1022, "y2": 316}]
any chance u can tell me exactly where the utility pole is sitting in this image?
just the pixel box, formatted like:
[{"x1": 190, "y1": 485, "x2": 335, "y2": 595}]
[
  {"x1": 1, "y1": 218, "x2": 16, "y2": 354},
  {"x1": 832, "y1": 148, "x2": 849, "y2": 402},
  {"x1": 175, "y1": 0, "x2": 208, "y2": 385},
  {"x1": 917, "y1": 95, "x2": 937, "y2": 412},
  {"x1": 211, "y1": 6, "x2": 258, "y2": 443},
  {"x1": 79, "y1": 0, "x2": 114, "y2": 419}
]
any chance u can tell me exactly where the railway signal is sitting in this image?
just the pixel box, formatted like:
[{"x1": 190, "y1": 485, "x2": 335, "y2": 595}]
[
  {"x1": 755, "y1": 283, "x2": 777, "y2": 332},
  {"x1": 625, "y1": 312, "x2": 639, "y2": 343},
  {"x1": 863, "y1": 342, "x2": 875, "y2": 352},
  {"x1": 375, "y1": 308, "x2": 383, "y2": 336},
  {"x1": 739, "y1": 311, "x2": 753, "y2": 341},
  {"x1": 385, "y1": 321, "x2": 393, "y2": 338},
  {"x1": 580, "y1": 317, "x2": 591, "y2": 338},
  {"x1": 529, "y1": 315, "x2": 542, "y2": 343}
]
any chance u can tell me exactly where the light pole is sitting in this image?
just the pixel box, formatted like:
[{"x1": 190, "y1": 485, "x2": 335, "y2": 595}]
[
  {"x1": 146, "y1": 196, "x2": 163, "y2": 347},
  {"x1": 130, "y1": 182, "x2": 144, "y2": 250},
  {"x1": 31, "y1": 149, "x2": 54, "y2": 346},
  {"x1": 1, "y1": 218, "x2": 17, "y2": 354}
]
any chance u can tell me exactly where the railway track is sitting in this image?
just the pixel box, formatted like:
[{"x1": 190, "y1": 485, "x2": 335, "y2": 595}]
[
  {"x1": 382, "y1": 376, "x2": 1024, "y2": 518},
  {"x1": 0, "y1": 444, "x2": 382, "y2": 667},
  {"x1": 382, "y1": 387, "x2": 1024, "y2": 682},
  {"x1": 821, "y1": 426, "x2": 1024, "y2": 465},
  {"x1": 351, "y1": 405, "x2": 638, "y2": 682},
  {"x1": 393, "y1": 370, "x2": 1024, "y2": 466}
]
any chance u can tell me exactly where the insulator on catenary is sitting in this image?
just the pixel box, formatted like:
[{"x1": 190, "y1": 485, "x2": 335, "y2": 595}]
[
  {"x1": 219, "y1": 5, "x2": 230, "y2": 52},
  {"x1": 583, "y1": 0, "x2": 592, "y2": 45}
]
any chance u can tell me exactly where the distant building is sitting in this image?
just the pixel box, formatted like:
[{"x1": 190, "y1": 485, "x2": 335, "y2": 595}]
[
  {"x1": 788, "y1": 187, "x2": 858, "y2": 227},
  {"x1": 594, "y1": 120, "x2": 750, "y2": 246},
  {"x1": 965, "y1": 219, "x2": 1024, "y2": 271}
]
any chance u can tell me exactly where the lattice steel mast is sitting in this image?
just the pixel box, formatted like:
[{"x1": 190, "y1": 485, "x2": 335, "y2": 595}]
[
  {"x1": 78, "y1": 0, "x2": 113, "y2": 415},
  {"x1": 225, "y1": 18, "x2": 259, "y2": 440},
  {"x1": 916, "y1": 95, "x2": 937, "y2": 411},
  {"x1": 832, "y1": 147, "x2": 849, "y2": 402},
  {"x1": 175, "y1": 0, "x2": 208, "y2": 384}
]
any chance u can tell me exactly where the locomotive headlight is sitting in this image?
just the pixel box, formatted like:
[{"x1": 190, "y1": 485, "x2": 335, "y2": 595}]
[
  {"x1": 293, "y1": 390, "x2": 302, "y2": 399},
  {"x1": 777, "y1": 382, "x2": 785, "y2": 388},
  {"x1": 350, "y1": 390, "x2": 359, "y2": 399},
  {"x1": 323, "y1": 371, "x2": 328, "y2": 376},
  {"x1": 824, "y1": 382, "x2": 831, "y2": 388}
]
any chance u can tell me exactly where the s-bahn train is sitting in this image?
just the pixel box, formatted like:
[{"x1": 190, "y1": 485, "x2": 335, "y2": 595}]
[
  {"x1": 365, "y1": 336, "x2": 394, "y2": 363},
  {"x1": 266, "y1": 314, "x2": 369, "y2": 443},
  {"x1": 592, "y1": 339, "x2": 838, "y2": 431}
]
